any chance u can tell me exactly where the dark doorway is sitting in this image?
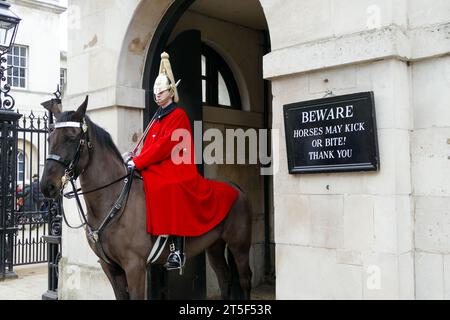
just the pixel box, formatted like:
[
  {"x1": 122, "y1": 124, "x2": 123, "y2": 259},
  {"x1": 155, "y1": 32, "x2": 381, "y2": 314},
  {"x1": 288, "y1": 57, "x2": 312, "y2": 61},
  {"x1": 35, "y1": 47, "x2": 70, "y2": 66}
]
[
  {"x1": 143, "y1": 0, "x2": 274, "y2": 300},
  {"x1": 146, "y1": 29, "x2": 206, "y2": 300}
]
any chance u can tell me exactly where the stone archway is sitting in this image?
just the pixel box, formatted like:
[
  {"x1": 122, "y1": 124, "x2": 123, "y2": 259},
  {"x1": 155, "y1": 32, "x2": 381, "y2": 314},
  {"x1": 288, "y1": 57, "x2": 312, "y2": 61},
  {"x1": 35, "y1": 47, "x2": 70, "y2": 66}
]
[
  {"x1": 116, "y1": 0, "x2": 272, "y2": 113},
  {"x1": 116, "y1": 0, "x2": 274, "y2": 299}
]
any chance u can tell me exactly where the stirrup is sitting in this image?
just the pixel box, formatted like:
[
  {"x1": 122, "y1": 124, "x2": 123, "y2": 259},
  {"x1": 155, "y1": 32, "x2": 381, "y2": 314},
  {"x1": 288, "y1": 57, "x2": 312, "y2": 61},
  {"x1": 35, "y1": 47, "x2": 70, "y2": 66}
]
[{"x1": 164, "y1": 251, "x2": 186, "y2": 275}]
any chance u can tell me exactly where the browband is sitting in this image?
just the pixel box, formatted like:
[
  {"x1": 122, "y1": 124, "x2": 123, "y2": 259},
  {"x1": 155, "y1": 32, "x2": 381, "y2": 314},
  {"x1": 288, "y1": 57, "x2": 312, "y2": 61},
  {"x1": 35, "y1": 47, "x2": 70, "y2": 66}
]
[{"x1": 54, "y1": 122, "x2": 82, "y2": 129}]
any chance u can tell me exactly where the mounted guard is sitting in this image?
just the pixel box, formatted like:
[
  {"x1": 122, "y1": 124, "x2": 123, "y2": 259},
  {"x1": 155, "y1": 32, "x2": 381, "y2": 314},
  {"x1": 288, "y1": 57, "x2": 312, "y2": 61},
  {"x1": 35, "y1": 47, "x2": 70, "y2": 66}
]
[
  {"x1": 40, "y1": 53, "x2": 252, "y2": 300},
  {"x1": 128, "y1": 52, "x2": 239, "y2": 272}
]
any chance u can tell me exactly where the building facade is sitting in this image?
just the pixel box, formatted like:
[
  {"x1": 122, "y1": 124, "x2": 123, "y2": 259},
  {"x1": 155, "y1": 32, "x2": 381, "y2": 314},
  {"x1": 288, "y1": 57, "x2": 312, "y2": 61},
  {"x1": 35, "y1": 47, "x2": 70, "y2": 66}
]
[
  {"x1": 60, "y1": 0, "x2": 450, "y2": 299},
  {"x1": 8, "y1": 0, "x2": 66, "y2": 185}
]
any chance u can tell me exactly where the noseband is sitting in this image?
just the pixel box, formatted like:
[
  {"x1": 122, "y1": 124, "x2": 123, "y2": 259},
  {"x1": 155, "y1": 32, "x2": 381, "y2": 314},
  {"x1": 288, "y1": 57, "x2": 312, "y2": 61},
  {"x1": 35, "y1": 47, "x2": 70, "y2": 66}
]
[{"x1": 46, "y1": 118, "x2": 93, "y2": 188}]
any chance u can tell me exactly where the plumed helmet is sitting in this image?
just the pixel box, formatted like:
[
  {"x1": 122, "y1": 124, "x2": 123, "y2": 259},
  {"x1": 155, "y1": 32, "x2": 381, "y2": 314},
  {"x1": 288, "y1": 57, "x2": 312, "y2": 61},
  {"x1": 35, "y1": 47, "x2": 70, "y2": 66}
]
[{"x1": 153, "y1": 52, "x2": 179, "y2": 103}]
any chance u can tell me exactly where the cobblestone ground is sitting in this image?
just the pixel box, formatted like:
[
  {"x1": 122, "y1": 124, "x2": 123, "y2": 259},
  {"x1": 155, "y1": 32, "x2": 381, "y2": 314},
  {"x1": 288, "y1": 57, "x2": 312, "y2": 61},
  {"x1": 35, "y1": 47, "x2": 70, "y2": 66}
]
[{"x1": 0, "y1": 264, "x2": 47, "y2": 300}]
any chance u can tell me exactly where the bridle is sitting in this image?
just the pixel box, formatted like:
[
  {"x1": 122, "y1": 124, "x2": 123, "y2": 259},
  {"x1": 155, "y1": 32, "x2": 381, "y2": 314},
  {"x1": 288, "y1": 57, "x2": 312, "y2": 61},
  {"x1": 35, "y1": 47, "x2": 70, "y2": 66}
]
[{"x1": 46, "y1": 118, "x2": 93, "y2": 189}]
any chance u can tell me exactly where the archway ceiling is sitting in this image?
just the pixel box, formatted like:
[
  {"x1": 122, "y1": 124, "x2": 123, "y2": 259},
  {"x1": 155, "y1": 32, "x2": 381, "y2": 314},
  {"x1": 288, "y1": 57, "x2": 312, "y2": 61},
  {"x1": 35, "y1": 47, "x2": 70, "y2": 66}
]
[{"x1": 188, "y1": 0, "x2": 268, "y2": 31}]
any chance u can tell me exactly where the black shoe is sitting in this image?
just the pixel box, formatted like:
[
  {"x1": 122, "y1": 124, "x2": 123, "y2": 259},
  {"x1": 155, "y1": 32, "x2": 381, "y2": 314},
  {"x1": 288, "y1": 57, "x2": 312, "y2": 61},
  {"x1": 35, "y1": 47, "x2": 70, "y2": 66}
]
[{"x1": 164, "y1": 250, "x2": 186, "y2": 270}]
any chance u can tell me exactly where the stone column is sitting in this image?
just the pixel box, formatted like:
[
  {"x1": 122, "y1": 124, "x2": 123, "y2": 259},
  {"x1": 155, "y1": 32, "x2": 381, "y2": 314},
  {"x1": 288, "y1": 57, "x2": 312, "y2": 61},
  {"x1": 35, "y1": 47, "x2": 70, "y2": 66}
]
[{"x1": 262, "y1": 0, "x2": 415, "y2": 299}]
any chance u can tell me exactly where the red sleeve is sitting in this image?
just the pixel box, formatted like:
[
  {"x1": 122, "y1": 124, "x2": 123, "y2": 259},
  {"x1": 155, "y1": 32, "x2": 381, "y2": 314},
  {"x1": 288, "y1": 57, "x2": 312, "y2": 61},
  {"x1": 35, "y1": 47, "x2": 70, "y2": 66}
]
[{"x1": 133, "y1": 110, "x2": 189, "y2": 170}]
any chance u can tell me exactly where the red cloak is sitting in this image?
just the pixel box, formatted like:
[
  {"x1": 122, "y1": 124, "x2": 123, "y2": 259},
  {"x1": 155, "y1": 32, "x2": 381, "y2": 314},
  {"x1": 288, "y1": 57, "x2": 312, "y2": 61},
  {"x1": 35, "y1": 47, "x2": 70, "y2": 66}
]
[{"x1": 133, "y1": 105, "x2": 239, "y2": 236}]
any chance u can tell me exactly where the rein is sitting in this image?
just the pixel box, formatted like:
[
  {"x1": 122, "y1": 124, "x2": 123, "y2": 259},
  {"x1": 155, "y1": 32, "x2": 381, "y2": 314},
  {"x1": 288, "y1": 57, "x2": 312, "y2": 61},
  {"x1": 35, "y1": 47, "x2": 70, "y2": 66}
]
[{"x1": 63, "y1": 173, "x2": 131, "y2": 198}]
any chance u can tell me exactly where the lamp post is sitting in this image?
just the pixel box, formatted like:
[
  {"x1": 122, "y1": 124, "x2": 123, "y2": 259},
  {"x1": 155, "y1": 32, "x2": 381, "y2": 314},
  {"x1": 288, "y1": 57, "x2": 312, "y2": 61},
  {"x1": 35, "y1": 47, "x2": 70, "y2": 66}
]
[
  {"x1": 0, "y1": 0, "x2": 21, "y2": 281},
  {"x1": 41, "y1": 86, "x2": 62, "y2": 300},
  {"x1": 0, "y1": 0, "x2": 20, "y2": 110}
]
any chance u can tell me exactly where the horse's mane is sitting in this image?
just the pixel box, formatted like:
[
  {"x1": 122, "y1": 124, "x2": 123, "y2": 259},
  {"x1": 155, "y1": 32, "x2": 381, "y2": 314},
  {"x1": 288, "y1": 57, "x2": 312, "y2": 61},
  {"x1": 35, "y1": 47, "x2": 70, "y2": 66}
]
[{"x1": 58, "y1": 111, "x2": 124, "y2": 164}]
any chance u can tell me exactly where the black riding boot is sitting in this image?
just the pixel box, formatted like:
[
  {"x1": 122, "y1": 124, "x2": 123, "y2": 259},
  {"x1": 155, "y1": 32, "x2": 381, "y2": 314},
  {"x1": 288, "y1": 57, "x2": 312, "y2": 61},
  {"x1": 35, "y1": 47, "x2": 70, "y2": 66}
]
[{"x1": 164, "y1": 236, "x2": 185, "y2": 273}]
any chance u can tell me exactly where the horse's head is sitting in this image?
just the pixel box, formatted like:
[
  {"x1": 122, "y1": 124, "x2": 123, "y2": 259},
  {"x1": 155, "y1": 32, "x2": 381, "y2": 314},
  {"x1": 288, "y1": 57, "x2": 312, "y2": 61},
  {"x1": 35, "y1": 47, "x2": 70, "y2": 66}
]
[{"x1": 41, "y1": 96, "x2": 90, "y2": 199}]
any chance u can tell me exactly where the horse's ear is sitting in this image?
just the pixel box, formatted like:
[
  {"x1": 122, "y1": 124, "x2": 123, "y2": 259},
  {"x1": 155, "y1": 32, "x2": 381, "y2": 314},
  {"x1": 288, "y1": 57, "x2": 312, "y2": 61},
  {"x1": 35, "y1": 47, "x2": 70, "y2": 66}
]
[
  {"x1": 41, "y1": 99, "x2": 62, "y2": 120},
  {"x1": 73, "y1": 95, "x2": 89, "y2": 120}
]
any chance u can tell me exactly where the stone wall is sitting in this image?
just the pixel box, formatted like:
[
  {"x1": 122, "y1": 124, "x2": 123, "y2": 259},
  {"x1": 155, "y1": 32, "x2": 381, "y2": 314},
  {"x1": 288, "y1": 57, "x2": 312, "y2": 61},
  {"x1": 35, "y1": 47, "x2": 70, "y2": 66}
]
[
  {"x1": 61, "y1": 0, "x2": 450, "y2": 299},
  {"x1": 263, "y1": 0, "x2": 450, "y2": 299}
]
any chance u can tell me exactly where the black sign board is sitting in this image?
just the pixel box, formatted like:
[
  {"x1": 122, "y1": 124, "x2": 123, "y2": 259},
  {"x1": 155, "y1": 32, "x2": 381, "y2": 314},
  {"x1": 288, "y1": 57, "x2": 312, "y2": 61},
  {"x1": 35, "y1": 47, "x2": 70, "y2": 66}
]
[{"x1": 284, "y1": 92, "x2": 379, "y2": 174}]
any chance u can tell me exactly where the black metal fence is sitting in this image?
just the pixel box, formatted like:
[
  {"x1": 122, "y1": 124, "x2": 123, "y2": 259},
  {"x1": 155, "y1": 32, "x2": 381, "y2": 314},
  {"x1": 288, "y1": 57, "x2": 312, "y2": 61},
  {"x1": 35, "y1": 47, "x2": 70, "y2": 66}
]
[
  {"x1": 14, "y1": 111, "x2": 50, "y2": 266},
  {"x1": 0, "y1": 110, "x2": 21, "y2": 280},
  {"x1": 1, "y1": 108, "x2": 62, "y2": 298}
]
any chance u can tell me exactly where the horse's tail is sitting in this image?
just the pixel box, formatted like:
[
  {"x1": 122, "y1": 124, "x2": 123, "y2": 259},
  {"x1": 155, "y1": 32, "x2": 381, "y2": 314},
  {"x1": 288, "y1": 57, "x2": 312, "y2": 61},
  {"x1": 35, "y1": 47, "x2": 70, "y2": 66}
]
[{"x1": 226, "y1": 246, "x2": 243, "y2": 299}]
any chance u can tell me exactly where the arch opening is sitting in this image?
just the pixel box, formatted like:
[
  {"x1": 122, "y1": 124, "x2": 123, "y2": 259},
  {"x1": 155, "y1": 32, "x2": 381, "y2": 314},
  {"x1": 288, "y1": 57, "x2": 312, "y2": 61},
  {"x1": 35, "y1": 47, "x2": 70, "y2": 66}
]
[{"x1": 122, "y1": 0, "x2": 274, "y2": 299}]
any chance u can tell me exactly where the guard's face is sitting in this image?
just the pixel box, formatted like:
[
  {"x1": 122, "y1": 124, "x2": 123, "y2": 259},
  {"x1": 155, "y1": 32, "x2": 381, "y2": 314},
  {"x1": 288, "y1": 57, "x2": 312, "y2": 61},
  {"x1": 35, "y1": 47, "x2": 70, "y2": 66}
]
[{"x1": 155, "y1": 89, "x2": 174, "y2": 106}]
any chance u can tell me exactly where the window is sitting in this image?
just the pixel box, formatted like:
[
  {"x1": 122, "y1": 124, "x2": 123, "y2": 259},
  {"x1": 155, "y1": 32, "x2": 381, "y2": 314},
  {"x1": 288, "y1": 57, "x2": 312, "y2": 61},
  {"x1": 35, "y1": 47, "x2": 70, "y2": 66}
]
[
  {"x1": 60, "y1": 68, "x2": 67, "y2": 92},
  {"x1": 17, "y1": 150, "x2": 25, "y2": 183},
  {"x1": 201, "y1": 44, "x2": 241, "y2": 109},
  {"x1": 7, "y1": 45, "x2": 28, "y2": 89}
]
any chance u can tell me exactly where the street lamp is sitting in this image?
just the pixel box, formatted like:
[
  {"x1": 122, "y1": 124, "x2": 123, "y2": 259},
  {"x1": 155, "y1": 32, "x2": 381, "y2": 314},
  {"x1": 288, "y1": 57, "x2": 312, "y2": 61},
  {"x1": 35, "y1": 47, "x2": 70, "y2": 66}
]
[
  {"x1": 0, "y1": 0, "x2": 20, "y2": 281},
  {"x1": 0, "y1": 0, "x2": 20, "y2": 110},
  {"x1": 0, "y1": 1, "x2": 20, "y2": 52}
]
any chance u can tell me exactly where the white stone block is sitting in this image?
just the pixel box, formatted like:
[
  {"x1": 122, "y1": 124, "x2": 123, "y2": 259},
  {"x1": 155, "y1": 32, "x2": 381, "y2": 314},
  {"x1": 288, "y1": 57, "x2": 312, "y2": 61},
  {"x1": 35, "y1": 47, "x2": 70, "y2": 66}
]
[
  {"x1": 308, "y1": 68, "x2": 357, "y2": 94},
  {"x1": 398, "y1": 252, "x2": 415, "y2": 299},
  {"x1": 343, "y1": 195, "x2": 374, "y2": 252},
  {"x1": 62, "y1": 198, "x2": 100, "y2": 267},
  {"x1": 415, "y1": 196, "x2": 450, "y2": 253},
  {"x1": 337, "y1": 250, "x2": 363, "y2": 266},
  {"x1": 331, "y1": 0, "x2": 408, "y2": 36},
  {"x1": 413, "y1": 57, "x2": 450, "y2": 129},
  {"x1": 334, "y1": 263, "x2": 364, "y2": 300},
  {"x1": 397, "y1": 196, "x2": 414, "y2": 254},
  {"x1": 261, "y1": 0, "x2": 333, "y2": 51},
  {"x1": 444, "y1": 255, "x2": 450, "y2": 300},
  {"x1": 309, "y1": 195, "x2": 344, "y2": 249},
  {"x1": 89, "y1": 50, "x2": 118, "y2": 91},
  {"x1": 116, "y1": 106, "x2": 143, "y2": 152},
  {"x1": 261, "y1": 0, "x2": 409, "y2": 51},
  {"x1": 362, "y1": 252, "x2": 399, "y2": 299},
  {"x1": 415, "y1": 252, "x2": 444, "y2": 300},
  {"x1": 393, "y1": 130, "x2": 412, "y2": 195},
  {"x1": 67, "y1": 54, "x2": 90, "y2": 95},
  {"x1": 409, "y1": 0, "x2": 450, "y2": 28},
  {"x1": 412, "y1": 128, "x2": 450, "y2": 197},
  {"x1": 276, "y1": 245, "x2": 362, "y2": 299},
  {"x1": 264, "y1": 26, "x2": 411, "y2": 79},
  {"x1": 274, "y1": 194, "x2": 311, "y2": 245},
  {"x1": 373, "y1": 196, "x2": 397, "y2": 254},
  {"x1": 275, "y1": 194, "x2": 345, "y2": 248},
  {"x1": 271, "y1": 73, "x2": 311, "y2": 107},
  {"x1": 59, "y1": 258, "x2": 115, "y2": 300}
]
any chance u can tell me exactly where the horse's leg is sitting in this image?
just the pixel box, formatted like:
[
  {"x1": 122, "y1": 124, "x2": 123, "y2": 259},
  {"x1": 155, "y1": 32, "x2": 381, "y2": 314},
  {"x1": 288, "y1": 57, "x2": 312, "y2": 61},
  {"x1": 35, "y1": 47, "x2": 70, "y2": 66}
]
[
  {"x1": 227, "y1": 244, "x2": 252, "y2": 300},
  {"x1": 123, "y1": 259, "x2": 147, "y2": 300},
  {"x1": 207, "y1": 239, "x2": 231, "y2": 300},
  {"x1": 222, "y1": 191, "x2": 253, "y2": 300},
  {"x1": 99, "y1": 260, "x2": 129, "y2": 300}
]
